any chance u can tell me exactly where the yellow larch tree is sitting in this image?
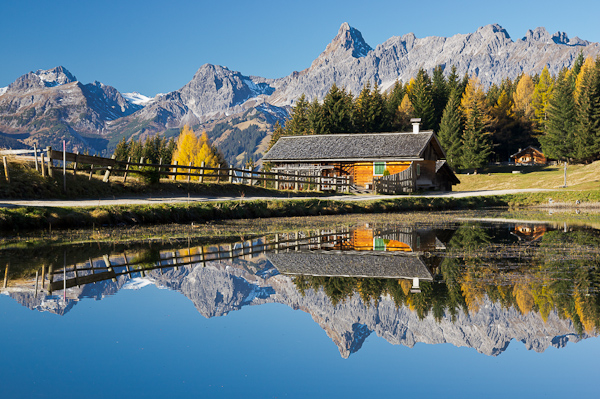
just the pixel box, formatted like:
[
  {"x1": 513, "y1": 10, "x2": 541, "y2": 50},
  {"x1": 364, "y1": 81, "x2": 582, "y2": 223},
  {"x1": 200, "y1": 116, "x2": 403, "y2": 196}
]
[
  {"x1": 172, "y1": 125, "x2": 221, "y2": 180},
  {"x1": 574, "y1": 56, "x2": 596, "y2": 102},
  {"x1": 512, "y1": 74, "x2": 535, "y2": 121},
  {"x1": 460, "y1": 76, "x2": 489, "y2": 125}
]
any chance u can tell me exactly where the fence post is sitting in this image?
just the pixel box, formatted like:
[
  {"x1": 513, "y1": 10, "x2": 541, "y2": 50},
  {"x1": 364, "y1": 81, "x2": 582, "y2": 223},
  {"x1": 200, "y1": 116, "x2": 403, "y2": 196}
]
[
  {"x1": 172, "y1": 161, "x2": 178, "y2": 180},
  {"x1": 123, "y1": 156, "x2": 131, "y2": 182},
  {"x1": 294, "y1": 171, "x2": 299, "y2": 191},
  {"x1": 2, "y1": 156, "x2": 10, "y2": 183},
  {"x1": 102, "y1": 154, "x2": 116, "y2": 183},
  {"x1": 47, "y1": 147, "x2": 53, "y2": 177},
  {"x1": 187, "y1": 161, "x2": 192, "y2": 183},
  {"x1": 88, "y1": 163, "x2": 94, "y2": 180},
  {"x1": 33, "y1": 143, "x2": 39, "y2": 172},
  {"x1": 228, "y1": 166, "x2": 233, "y2": 183},
  {"x1": 275, "y1": 172, "x2": 280, "y2": 190},
  {"x1": 73, "y1": 151, "x2": 79, "y2": 175},
  {"x1": 41, "y1": 150, "x2": 46, "y2": 177},
  {"x1": 199, "y1": 161, "x2": 205, "y2": 183}
]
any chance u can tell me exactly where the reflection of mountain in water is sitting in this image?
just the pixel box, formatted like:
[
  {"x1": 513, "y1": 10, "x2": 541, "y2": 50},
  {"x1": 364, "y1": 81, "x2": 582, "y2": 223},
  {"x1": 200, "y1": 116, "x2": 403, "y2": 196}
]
[{"x1": 2, "y1": 222, "x2": 598, "y2": 358}]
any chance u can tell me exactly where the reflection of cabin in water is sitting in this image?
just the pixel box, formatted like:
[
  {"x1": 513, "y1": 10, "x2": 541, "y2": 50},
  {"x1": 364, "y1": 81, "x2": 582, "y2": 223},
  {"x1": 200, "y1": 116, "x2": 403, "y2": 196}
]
[
  {"x1": 263, "y1": 120, "x2": 460, "y2": 192},
  {"x1": 512, "y1": 224, "x2": 547, "y2": 241},
  {"x1": 510, "y1": 146, "x2": 547, "y2": 165},
  {"x1": 268, "y1": 225, "x2": 444, "y2": 293}
]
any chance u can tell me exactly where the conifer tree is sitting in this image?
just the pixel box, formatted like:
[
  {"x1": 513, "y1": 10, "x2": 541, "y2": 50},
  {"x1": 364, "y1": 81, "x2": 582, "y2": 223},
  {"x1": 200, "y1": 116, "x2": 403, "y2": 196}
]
[
  {"x1": 460, "y1": 103, "x2": 492, "y2": 170},
  {"x1": 431, "y1": 65, "x2": 449, "y2": 132},
  {"x1": 387, "y1": 80, "x2": 405, "y2": 130},
  {"x1": 307, "y1": 98, "x2": 326, "y2": 135},
  {"x1": 573, "y1": 62, "x2": 600, "y2": 162},
  {"x1": 512, "y1": 74, "x2": 535, "y2": 121},
  {"x1": 322, "y1": 84, "x2": 354, "y2": 133},
  {"x1": 285, "y1": 94, "x2": 310, "y2": 136},
  {"x1": 437, "y1": 90, "x2": 463, "y2": 168},
  {"x1": 461, "y1": 76, "x2": 489, "y2": 127},
  {"x1": 409, "y1": 69, "x2": 435, "y2": 130},
  {"x1": 532, "y1": 66, "x2": 555, "y2": 134},
  {"x1": 489, "y1": 90, "x2": 519, "y2": 161},
  {"x1": 396, "y1": 94, "x2": 414, "y2": 131},
  {"x1": 354, "y1": 82, "x2": 372, "y2": 132},
  {"x1": 540, "y1": 71, "x2": 576, "y2": 160}
]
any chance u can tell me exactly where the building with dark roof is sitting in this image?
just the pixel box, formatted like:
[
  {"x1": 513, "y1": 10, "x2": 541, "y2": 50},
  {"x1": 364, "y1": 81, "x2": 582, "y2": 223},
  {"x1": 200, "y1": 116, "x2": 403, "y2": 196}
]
[
  {"x1": 263, "y1": 121, "x2": 459, "y2": 192},
  {"x1": 510, "y1": 146, "x2": 547, "y2": 165}
]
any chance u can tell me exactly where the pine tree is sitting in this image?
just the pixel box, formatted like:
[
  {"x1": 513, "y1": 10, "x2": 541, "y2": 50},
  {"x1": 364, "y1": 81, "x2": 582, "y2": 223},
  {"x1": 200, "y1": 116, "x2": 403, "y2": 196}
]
[
  {"x1": 114, "y1": 137, "x2": 130, "y2": 162},
  {"x1": 573, "y1": 62, "x2": 600, "y2": 162},
  {"x1": 409, "y1": 69, "x2": 435, "y2": 130},
  {"x1": 431, "y1": 65, "x2": 449, "y2": 132},
  {"x1": 437, "y1": 90, "x2": 463, "y2": 168},
  {"x1": 387, "y1": 80, "x2": 404, "y2": 130},
  {"x1": 307, "y1": 98, "x2": 326, "y2": 135},
  {"x1": 368, "y1": 82, "x2": 386, "y2": 132},
  {"x1": 268, "y1": 121, "x2": 284, "y2": 151},
  {"x1": 322, "y1": 84, "x2": 354, "y2": 134},
  {"x1": 460, "y1": 103, "x2": 492, "y2": 170},
  {"x1": 354, "y1": 82, "x2": 372, "y2": 132},
  {"x1": 285, "y1": 93, "x2": 309, "y2": 136},
  {"x1": 540, "y1": 71, "x2": 576, "y2": 160}
]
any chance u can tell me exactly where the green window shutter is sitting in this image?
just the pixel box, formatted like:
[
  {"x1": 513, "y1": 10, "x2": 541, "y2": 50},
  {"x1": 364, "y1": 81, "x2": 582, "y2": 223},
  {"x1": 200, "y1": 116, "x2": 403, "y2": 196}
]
[
  {"x1": 374, "y1": 162, "x2": 385, "y2": 175},
  {"x1": 373, "y1": 237, "x2": 386, "y2": 251}
]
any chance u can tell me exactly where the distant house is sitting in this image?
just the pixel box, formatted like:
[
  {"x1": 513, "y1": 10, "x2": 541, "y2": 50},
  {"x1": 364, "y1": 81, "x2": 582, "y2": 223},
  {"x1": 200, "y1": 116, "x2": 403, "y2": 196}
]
[
  {"x1": 262, "y1": 120, "x2": 460, "y2": 192},
  {"x1": 510, "y1": 146, "x2": 547, "y2": 165}
]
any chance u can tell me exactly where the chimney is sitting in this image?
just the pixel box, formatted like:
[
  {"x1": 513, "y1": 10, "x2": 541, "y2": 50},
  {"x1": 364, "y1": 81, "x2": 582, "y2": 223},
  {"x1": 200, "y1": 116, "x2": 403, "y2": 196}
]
[{"x1": 411, "y1": 118, "x2": 421, "y2": 133}]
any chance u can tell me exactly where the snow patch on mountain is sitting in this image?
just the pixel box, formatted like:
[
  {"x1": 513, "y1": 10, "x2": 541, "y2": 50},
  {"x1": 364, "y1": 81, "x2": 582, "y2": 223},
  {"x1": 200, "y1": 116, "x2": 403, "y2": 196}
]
[
  {"x1": 243, "y1": 78, "x2": 275, "y2": 97},
  {"x1": 123, "y1": 278, "x2": 155, "y2": 290},
  {"x1": 123, "y1": 92, "x2": 155, "y2": 106},
  {"x1": 0, "y1": 87, "x2": 7, "y2": 96}
]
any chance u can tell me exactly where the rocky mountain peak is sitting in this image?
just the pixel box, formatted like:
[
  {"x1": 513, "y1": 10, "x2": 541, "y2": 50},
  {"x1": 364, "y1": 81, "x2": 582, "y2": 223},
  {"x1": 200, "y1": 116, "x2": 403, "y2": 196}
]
[
  {"x1": 523, "y1": 27, "x2": 553, "y2": 43},
  {"x1": 310, "y1": 23, "x2": 373, "y2": 69},
  {"x1": 476, "y1": 23, "x2": 511, "y2": 40},
  {"x1": 34, "y1": 66, "x2": 77, "y2": 87}
]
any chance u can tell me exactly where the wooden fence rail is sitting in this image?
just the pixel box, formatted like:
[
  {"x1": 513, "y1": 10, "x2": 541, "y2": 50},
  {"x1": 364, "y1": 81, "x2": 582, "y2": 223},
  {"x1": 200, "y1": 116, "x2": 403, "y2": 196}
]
[{"x1": 3, "y1": 147, "x2": 350, "y2": 192}]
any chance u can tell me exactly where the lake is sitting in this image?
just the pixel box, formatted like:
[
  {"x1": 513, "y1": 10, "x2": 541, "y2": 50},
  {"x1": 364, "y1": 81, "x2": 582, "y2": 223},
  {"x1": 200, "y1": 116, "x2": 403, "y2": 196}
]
[{"x1": 1, "y1": 210, "x2": 599, "y2": 398}]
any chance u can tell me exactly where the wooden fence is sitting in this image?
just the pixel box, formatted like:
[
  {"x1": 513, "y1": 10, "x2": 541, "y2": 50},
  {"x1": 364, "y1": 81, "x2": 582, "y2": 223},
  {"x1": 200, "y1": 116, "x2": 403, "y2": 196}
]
[
  {"x1": 373, "y1": 163, "x2": 417, "y2": 194},
  {"x1": 1, "y1": 228, "x2": 353, "y2": 295},
  {"x1": 1, "y1": 147, "x2": 350, "y2": 192}
]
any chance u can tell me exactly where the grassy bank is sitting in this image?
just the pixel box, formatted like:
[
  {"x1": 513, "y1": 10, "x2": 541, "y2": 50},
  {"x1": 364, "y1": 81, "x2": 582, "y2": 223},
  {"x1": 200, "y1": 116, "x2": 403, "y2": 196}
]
[
  {"x1": 1, "y1": 190, "x2": 599, "y2": 231},
  {"x1": 456, "y1": 160, "x2": 600, "y2": 191}
]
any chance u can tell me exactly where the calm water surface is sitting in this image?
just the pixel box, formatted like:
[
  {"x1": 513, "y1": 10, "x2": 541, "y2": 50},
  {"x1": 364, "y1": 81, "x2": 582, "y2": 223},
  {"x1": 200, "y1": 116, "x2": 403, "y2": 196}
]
[{"x1": 1, "y1": 211, "x2": 599, "y2": 398}]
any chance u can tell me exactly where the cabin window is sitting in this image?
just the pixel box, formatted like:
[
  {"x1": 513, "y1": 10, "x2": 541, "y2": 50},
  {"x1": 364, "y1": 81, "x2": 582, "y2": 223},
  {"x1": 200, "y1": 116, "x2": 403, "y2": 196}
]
[
  {"x1": 416, "y1": 164, "x2": 421, "y2": 176},
  {"x1": 373, "y1": 237, "x2": 386, "y2": 251},
  {"x1": 373, "y1": 162, "x2": 385, "y2": 176}
]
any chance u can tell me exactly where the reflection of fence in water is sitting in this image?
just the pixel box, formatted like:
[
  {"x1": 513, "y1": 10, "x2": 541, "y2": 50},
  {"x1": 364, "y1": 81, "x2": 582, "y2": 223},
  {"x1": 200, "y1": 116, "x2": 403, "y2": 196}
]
[{"x1": 0, "y1": 229, "x2": 353, "y2": 296}]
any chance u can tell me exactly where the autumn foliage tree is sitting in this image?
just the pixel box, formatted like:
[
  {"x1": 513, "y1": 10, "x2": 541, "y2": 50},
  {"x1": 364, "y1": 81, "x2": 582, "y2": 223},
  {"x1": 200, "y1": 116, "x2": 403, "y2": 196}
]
[{"x1": 172, "y1": 125, "x2": 224, "y2": 180}]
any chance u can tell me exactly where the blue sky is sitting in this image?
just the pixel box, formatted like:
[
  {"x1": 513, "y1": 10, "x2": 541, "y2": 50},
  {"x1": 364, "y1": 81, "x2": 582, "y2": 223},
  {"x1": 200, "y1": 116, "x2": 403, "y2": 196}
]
[{"x1": 1, "y1": 0, "x2": 599, "y2": 95}]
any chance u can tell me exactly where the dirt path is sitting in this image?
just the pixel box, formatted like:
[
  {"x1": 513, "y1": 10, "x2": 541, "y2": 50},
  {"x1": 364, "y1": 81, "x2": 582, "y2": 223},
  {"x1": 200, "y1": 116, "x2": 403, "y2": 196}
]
[{"x1": 0, "y1": 188, "x2": 552, "y2": 208}]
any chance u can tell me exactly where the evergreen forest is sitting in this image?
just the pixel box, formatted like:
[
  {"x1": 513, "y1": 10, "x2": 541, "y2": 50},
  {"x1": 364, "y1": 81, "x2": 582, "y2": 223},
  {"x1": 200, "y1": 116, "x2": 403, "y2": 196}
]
[{"x1": 273, "y1": 54, "x2": 600, "y2": 170}]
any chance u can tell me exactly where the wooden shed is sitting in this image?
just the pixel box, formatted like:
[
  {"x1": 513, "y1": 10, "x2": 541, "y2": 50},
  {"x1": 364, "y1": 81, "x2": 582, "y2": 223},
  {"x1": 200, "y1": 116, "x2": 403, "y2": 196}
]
[
  {"x1": 263, "y1": 126, "x2": 459, "y2": 192},
  {"x1": 510, "y1": 146, "x2": 547, "y2": 165}
]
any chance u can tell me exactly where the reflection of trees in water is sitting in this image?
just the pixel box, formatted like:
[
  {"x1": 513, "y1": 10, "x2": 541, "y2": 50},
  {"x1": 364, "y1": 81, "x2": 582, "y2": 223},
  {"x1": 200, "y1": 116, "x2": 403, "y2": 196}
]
[{"x1": 292, "y1": 224, "x2": 600, "y2": 333}]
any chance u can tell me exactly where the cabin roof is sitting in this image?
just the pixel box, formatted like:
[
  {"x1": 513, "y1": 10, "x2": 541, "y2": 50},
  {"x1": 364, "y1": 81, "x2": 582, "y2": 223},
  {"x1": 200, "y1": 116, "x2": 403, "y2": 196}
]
[
  {"x1": 436, "y1": 160, "x2": 461, "y2": 184},
  {"x1": 263, "y1": 131, "x2": 444, "y2": 162},
  {"x1": 268, "y1": 251, "x2": 434, "y2": 280}
]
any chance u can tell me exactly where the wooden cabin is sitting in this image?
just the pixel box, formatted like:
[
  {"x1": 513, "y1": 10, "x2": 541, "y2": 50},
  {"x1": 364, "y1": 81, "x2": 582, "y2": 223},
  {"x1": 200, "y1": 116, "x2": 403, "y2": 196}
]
[
  {"x1": 263, "y1": 121, "x2": 460, "y2": 192},
  {"x1": 510, "y1": 146, "x2": 547, "y2": 165}
]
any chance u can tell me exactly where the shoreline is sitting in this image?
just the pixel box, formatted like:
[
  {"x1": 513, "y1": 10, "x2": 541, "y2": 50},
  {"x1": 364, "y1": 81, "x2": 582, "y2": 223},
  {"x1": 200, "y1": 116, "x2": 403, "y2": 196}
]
[{"x1": 1, "y1": 189, "x2": 599, "y2": 231}]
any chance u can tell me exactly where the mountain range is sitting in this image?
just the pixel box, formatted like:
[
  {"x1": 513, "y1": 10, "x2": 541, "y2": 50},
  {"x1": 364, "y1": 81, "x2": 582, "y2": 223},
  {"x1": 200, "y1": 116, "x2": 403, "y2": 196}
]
[
  {"x1": 1, "y1": 23, "x2": 599, "y2": 165},
  {"x1": 3, "y1": 255, "x2": 590, "y2": 358}
]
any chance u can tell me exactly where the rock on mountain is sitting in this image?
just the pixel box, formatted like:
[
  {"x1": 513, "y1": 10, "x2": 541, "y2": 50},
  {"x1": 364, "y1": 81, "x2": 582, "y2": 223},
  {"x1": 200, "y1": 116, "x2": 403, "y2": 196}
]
[{"x1": 0, "y1": 66, "x2": 141, "y2": 153}]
